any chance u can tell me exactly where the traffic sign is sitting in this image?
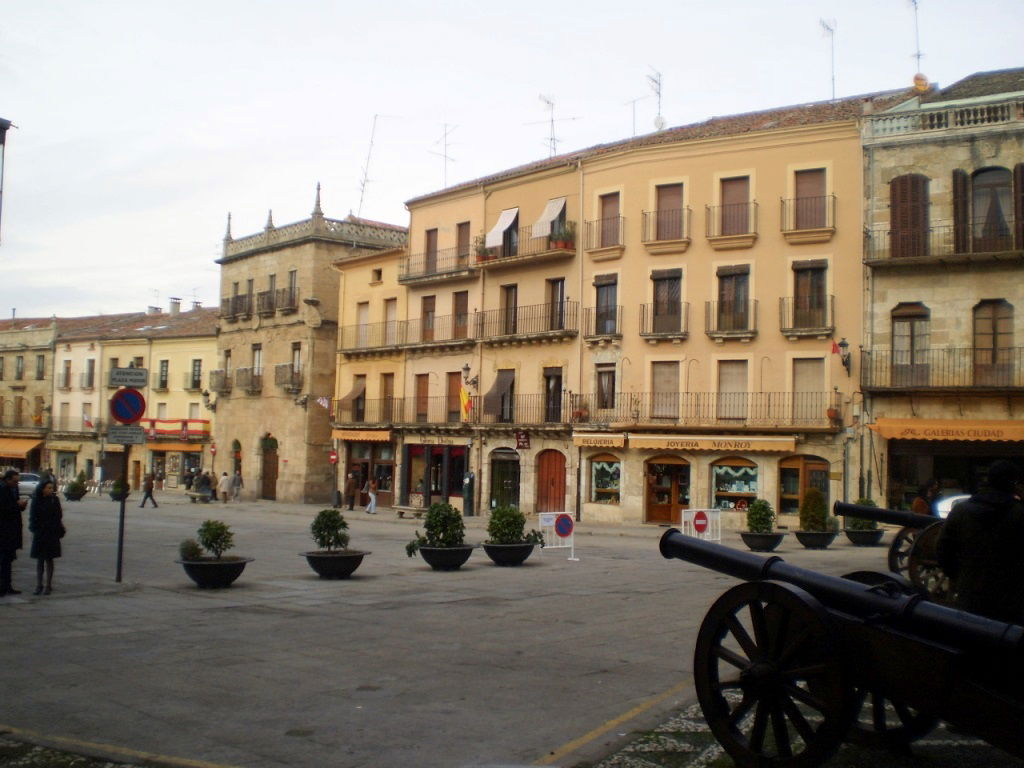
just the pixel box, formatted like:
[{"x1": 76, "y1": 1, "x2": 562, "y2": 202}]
[
  {"x1": 693, "y1": 509, "x2": 709, "y2": 534},
  {"x1": 110, "y1": 388, "x2": 146, "y2": 424},
  {"x1": 328, "y1": 449, "x2": 338, "y2": 465},
  {"x1": 109, "y1": 367, "x2": 149, "y2": 388},
  {"x1": 555, "y1": 513, "x2": 574, "y2": 538},
  {"x1": 107, "y1": 425, "x2": 145, "y2": 444},
  {"x1": 210, "y1": 444, "x2": 217, "y2": 455}
]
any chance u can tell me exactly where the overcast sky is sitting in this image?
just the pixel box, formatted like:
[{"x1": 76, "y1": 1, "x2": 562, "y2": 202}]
[{"x1": 1, "y1": 0, "x2": 1019, "y2": 318}]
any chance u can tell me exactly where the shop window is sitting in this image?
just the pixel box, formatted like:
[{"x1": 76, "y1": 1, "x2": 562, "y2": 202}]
[
  {"x1": 590, "y1": 454, "x2": 621, "y2": 504},
  {"x1": 712, "y1": 456, "x2": 758, "y2": 511},
  {"x1": 779, "y1": 456, "x2": 830, "y2": 516}
]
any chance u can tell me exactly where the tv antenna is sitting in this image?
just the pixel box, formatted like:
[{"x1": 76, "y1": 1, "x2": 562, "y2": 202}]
[
  {"x1": 356, "y1": 114, "x2": 398, "y2": 217},
  {"x1": 624, "y1": 95, "x2": 652, "y2": 137},
  {"x1": 820, "y1": 18, "x2": 836, "y2": 101},
  {"x1": 909, "y1": 0, "x2": 924, "y2": 73},
  {"x1": 647, "y1": 68, "x2": 665, "y2": 131},
  {"x1": 428, "y1": 123, "x2": 458, "y2": 188},
  {"x1": 527, "y1": 95, "x2": 579, "y2": 158}
]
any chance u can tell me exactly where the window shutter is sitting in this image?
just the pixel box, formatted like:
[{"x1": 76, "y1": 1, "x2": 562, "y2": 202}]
[
  {"x1": 1014, "y1": 164, "x2": 1024, "y2": 249},
  {"x1": 952, "y1": 169, "x2": 969, "y2": 254},
  {"x1": 890, "y1": 174, "x2": 929, "y2": 258}
]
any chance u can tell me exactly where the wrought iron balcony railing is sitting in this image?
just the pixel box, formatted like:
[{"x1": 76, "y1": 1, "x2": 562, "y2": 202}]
[
  {"x1": 275, "y1": 287, "x2": 298, "y2": 313},
  {"x1": 705, "y1": 300, "x2": 758, "y2": 336},
  {"x1": 256, "y1": 290, "x2": 276, "y2": 315},
  {"x1": 209, "y1": 369, "x2": 232, "y2": 394},
  {"x1": 183, "y1": 372, "x2": 204, "y2": 391},
  {"x1": 860, "y1": 347, "x2": 1024, "y2": 391},
  {"x1": 52, "y1": 417, "x2": 103, "y2": 434},
  {"x1": 401, "y1": 246, "x2": 472, "y2": 280},
  {"x1": 780, "y1": 195, "x2": 836, "y2": 232},
  {"x1": 639, "y1": 302, "x2": 690, "y2": 337},
  {"x1": 584, "y1": 216, "x2": 625, "y2": 250},
  {"x1": 274, "y1": 363, "x2": 303, "y2": 391},
  {"x1": 234, "y1": 367, "x2": 263, "y2": 393},
  {"x1": 477, "y1": 301, "x2": 578, "y2": 340},
  {"x1": 332, "y1": 393, "x2": 572, "y2": 426},
  {"x1": 478, "y1": 222, "x2": 578, "y2": 264},
  {"x1": 642, "y1": 208, "x2": 691, "y2": 243},
  {"x1": 0, "y1": 412, "x2": 50, "y2": 430},
  {"x1": 583, "y1": 306, "x2": 623, "y2": 338},
  {"x1": 406, "y1": 312, "x2": 474, "y2": 346},
  {"x1": 231, "y1": 294, "x2": 253, "y2": 317},
  {"x1": 339, "y1": 320, "x2": 405, "y2": 350},
  {"x1": 779, "y1": 295, "x2": 835, "y2": 334},
  {"x1": 706, "y1": 202, "x2": 758, "y2": 238},
  {"x1": 865, "y1": 219, "x2": 1022, "y2": 261}
]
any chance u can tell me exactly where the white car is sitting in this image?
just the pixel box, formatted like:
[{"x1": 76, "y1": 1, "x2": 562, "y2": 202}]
[
  {"x1": 934, "y1": 493, "x2": 970, "y2": 520},
  {"x1": 17, "y1": 472, "x2": 41, "y2": 497}
]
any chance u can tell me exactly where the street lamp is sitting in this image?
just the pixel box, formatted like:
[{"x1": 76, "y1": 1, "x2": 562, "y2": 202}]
[
  {"x1": 461, "y1": 362, "x2": 478, "y2": 389},
  {"x1": 0, "y1": 117, "x2": 12, "y2": 245},
  {"x1": 837, "y1": 338, "x2": 852, "y2": 377}
]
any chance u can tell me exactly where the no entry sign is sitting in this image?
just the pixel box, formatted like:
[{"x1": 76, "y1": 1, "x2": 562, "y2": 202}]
[
  {"x1": 109, "y1": 388, "x2": 146, "y2": 424},
  {"x1": 328, "y1": 449, "x2": 338, "y2": 464},
  {"x1": 693, "y1": 509, "x2": 709, "y2": 534}
]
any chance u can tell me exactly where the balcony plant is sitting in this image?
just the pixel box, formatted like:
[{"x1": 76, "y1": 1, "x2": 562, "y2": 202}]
[
  {"x1": 843, "y1": 497, "x2": 885, "y2": 547},
  {"x1": 176, "y1": 519, "x2": 253, "y2": 588},
  {"x1": 64, "y1": 471, "x2": 88, "y2": 502},
  {"x1": 562, "y1": 220, "x2": 576, "y2": 249},
  {"x1": 482, "y1": 505, "x2": 544, "y2": 566},
  {"x1": 795, "y1": 487, "x2": 837, "y2": 549},
  {"x1": 474, "y1": 234, "x2": 491, "y2": 262},
  {"x1": 302, "y1": 508, "x2": 370, "y2": 579},
  {"x1": 406, "y1": 502, "x2": 474, "y2": 571},
  {"x1": 739, "y1": 499, "x2": 786, "y2": 552}
]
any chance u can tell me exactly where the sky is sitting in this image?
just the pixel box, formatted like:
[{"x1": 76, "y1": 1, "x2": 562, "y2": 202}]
[{"x1": 1, "y1": 0, "x2": 1020, "y2": 318}]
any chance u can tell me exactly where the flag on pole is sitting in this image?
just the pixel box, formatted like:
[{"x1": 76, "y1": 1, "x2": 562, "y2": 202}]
[
  {"x1": 831, "y1": 339, "x2": 840, "y2": 355},
  {"x1": 459, "y1": 385, "x2": 472, "y2": 421},
  {"x1": 315, "y1": 396, "x2": 331, "y2": 410},
  {"x1": 82, "y1": 411, "x2": 94, "y2": 429}
]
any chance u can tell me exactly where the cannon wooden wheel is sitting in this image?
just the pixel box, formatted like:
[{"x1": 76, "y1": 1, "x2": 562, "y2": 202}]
[
  {"x1": 694, "y1": 581, "x2": 853, "y2": 768},
  {"x1": 907, "y1": 522, "x2": 954, "y2": 605},
  {"x1": 887, "y1": 526, "x2": 919, "y2": 575},
  {"x1": 848, "y1": 687, "x2": 938, "y2": 747}
]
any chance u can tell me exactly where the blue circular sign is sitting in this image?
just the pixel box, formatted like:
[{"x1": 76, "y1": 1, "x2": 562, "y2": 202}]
[
  {"x1": 110, "y1": 388, "x2": 146, "y2": 424},
  {"x1": 555, "y1": 513, "x2": 574, "y2": 538}
]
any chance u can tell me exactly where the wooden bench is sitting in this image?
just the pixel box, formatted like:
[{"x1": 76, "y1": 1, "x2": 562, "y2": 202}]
[
  {"x1": 186, "y1": 491, "x2": 212, "y2": 504},
  {"x1": 395, "y1": 506, "x2": 426, "y2": 519}
]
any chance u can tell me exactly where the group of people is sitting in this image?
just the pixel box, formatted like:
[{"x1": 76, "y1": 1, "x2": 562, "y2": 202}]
[
  {"x1": 0, "y1": 469, "x2": 64, "y2": 596},
  {"x1": 182, "y1": 469, "x2": 243, "y2": 503},
  {"x1": 343, "y1": 471, "x2": 377, "y2": 515}
]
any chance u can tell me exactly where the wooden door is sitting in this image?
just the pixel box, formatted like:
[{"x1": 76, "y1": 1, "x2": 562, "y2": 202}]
[
  {"x1": 421, "y1": 296, "x2": 435, "y2": 342},
  {"x1": 501, "y1": 285, "x2": 518, "y2": 334},
  {"x1": 456, "y1": 222, "x2": 470, "y2": 264},
  {"x1": 261, "y1": 449, "x2": 278, "y2": 500},
  {"x1": 646, "y1": 461, "x2": 690, "y2": 525},
  {"x1": 453, "y1": 291, "x2": 468, "y2": 339},
  {"x1": 720, "y1": 176, "x2": 749, "y2": 235},
  {"x1": 656, "y1": 183, "x2": 683, "y2": 240},
  {"x1": 717, "y1": 360, "x2": 748, "y2": 420},
  {"x1": 794, "y1": 169, "x2": 826, "y2": 229},
  {"x1": 536, "y1": 450, "x2": 566, "y2": 513},
  {"x1": 890, "y1": 174, "x2": 929, "y2": 258},
  {"x1": 651, "y1": 361, "x2": 679, "y2": 418},
  {"x1": 380, "y1": 373, "x2": 394, "y2": 421},
  {"x1": 424, "y1": 228, "x2": 438, "y2": 273},
  {"x1": 600, "y1": 192, "x2": 620, "y2": 247},
  {"x1": 792, "y1": 358, "x2": 824, "y2": 423},
  {"x1": 490, "y1": 454, "x2": 520, "y2": 509},
  {"x1": 446, "y1": 372, "x2": 462, "y2": 423},
  {"x1": 415, "y1": 374, "x2": 429, "y2": 422}
]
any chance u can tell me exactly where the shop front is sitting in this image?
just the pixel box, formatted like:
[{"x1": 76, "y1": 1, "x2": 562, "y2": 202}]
[
  {"x1": 333, "y1": 429, "x2": 396, "y2": 508},
  {"x1": 146, "y1": 442, "x2": 205, "y2": 489},
  {"x1": 403, "y1": 439, "x2": 467, "y2": 512}
]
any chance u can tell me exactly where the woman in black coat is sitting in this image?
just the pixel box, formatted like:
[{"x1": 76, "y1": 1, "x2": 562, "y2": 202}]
[{"x1": 29, "y1": 480, "x2": 63, "y2": 595}]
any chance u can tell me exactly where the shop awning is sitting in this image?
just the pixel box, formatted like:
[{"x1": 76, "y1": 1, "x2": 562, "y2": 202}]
[
  {"x1": 146, "y1": 442, "x2": 204, "y2": 452},
  {"x1": 628, "y1": 434, "x2": 796, "y2": 452},
  {"x1": 332, "y1": 429, "x2": 392, "y2": 442},
  {"x1": 485, "y1": 208, "x2": 519, "y2": 248},
  {"x1": 867, "y1": 418, "x2": 1024, "y2": 442},
  {"x1": 572, "y1": 433, "x2": 626, "y2": 448},
  {"x1": 531, "y1": 197, "x2": 566, "y2": 238},
  {"x1": 0, "y1": 438, "x2": 43, "y2": 458}
]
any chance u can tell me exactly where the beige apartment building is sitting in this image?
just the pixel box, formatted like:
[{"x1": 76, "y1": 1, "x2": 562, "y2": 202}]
[
  {"x1": 859, "y1": 68, "x2": 1024, "y2": 508},
  {"x1": 332, "y1": 88, "x2": 913, "y2": 525},
  {"x1": 0, "y1": 318, "x2": 55, "y2": 470},
  {"x1": 212, "y1": 190, "x2": 406, "y2": 503}
]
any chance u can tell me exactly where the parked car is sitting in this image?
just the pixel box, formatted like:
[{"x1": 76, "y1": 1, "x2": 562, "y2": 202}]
[
  {"x1": 935, "y1": 493, "x2": 970, "y2": 519},
  {"x1": 17, "y1": 472, "x2": 41, "y2": 497}
]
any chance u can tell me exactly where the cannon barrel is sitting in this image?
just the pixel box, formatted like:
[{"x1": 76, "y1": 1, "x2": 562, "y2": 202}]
[
  {"x1": 833, "y1": 501, "x2": 936, "y2": 529},
  {"x1": 659, "y1": 528, "x2": 1024, "y2": 653}
]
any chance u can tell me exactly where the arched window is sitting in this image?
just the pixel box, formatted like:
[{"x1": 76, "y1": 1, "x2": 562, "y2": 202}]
[
  {"x1": 590, "y1": 453, "x2": 621, "y2": 504},
  {"x1": 973, "y1": 300, "x2": 1014, "y2": 385},
  {"x1": 972, "y1": 167, "x2": 1012, "y2": 252},
  {"x1": 891, "y1": 303, "x2": 930, "y2": 386},
  {"x1": 711, "y1": 456, "x2": 758, "y2": 511},
  {"x1": 889, "y1": 173, "x2": 929, "y2": 258}
]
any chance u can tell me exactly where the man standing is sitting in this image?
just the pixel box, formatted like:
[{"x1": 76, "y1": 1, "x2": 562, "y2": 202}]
[
  {"x1": 344, "y1": 472, "x2": 357, "y2": 511},
  {"x1": 217, "y1": 472, "x2": 232, "y2": 503},
  {"x1": 231, "y1": 470, "x2": 243, "y2": 502},
  {"x1": 0, "y1": 469, "x2": 28, "y2": 596}
]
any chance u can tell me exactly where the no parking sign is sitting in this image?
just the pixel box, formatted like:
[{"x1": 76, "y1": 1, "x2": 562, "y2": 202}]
[{"x1": 539, "y1": 512, "x2": 579, "y2": 562}]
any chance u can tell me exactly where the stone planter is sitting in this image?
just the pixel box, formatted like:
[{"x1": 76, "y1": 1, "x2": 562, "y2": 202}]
[
  {"x1": 844, "y1": 529, "x2": 885, "y2": 547},
  {"x1": 482, "y1": 542, "x2": 536, "y2": 567},
  {"x1": 63, "y1": 490, "x2": 87, "y2": 502},
  {"x1": 177, "y1": 557, "x2": 253, "y2": 589},
  {"x1": 795, "y1": 531, "x2": 838, "y2": 550},
  {"x1": 739, "y1": 531, "x2": 787, "y2": 552},
  {"x1": 302, "y1": 550, "x2": 370, "y2": 579},
  {"x1": 417, "y1": 545, "x2": 474, "y2": 571}
]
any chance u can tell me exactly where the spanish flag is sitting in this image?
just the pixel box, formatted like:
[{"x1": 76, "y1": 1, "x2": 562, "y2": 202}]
[{"x1": 459, "y1": 385, "x2": 473, "y2": 421}]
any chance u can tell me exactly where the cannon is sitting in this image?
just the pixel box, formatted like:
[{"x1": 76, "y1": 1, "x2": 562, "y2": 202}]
[
  {"x1": 660, "y1": 528, "x2": 1024, "y2": 766},
  {"x1": 834, "y1": 501, "x2": 951, "y2": 603}
]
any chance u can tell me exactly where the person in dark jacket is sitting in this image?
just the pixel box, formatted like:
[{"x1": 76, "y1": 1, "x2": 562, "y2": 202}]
[
  {"x1": 29, "y1": 480, "x2": 63, "y2": 595},
  {"x1": 936, "y1": 460, "x2": 1024, "y2": 624},
  {"x1": 344, "y1": 472, "x2": 357, "y2": 511},
  {"x1": 0, "y1": 469, "x2": 28, "y2": 596},
  {"x1": 139, "y1": 473, "x2": 158, "y2": 508}
]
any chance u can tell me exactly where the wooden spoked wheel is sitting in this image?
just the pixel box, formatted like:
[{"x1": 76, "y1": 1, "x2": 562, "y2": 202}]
[
  {"x1": 848, "y1": 687, "x2": 938, "y2": 747},
  {"x1": 694, "y1": 581, "x2": 853, "y2": 768},
  {"x1": 887, "y1": 526, "x2": 919, "y2": 575},
  {"x1": 907, "y1": 522, "x2": 954, "y2": 605}
]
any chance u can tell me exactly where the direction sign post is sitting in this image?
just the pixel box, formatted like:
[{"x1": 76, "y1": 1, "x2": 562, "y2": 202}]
[{"x1": 108, "y1": 385, "x2": 146, "y2": 584}]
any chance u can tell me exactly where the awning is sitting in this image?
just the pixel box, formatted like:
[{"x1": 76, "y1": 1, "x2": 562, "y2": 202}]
[
  {"x1": 485, "y1": 208, "x2": 519, "y2": 248},
  {"x1": 338, "y1": 378, "x2": 367, "y2": 406},
  {"x1": 573, "y1": 433, "x2": 625, "y2": 448},
  {"x1": 531, "y1": 198, "x2": 566, "y2": 238},
  {"x1": 0, "y1": 438, "x2": 43, "y2": 459},
  {"x1": 867, "y1": 418, "x2": 1024, "y2": 442},
  {"x1": 146, "y1": 442, "x2": 204, "y2": 452},
  {"x1": 629, "y1": 434, "x2": 796, "y2": 452},
  {"x1": 332, "y1": 429, "x2": 392, "y2": 442},
  {"x1": 483, "y1": 370, "x2": 515, "y2": 415}
]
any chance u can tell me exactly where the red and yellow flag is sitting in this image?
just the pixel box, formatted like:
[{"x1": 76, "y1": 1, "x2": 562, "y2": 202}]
[{"x1": 459, "y1": 385, "x2": 472, "y2": 421}]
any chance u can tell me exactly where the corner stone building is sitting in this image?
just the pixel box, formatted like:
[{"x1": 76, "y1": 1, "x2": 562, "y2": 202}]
[{"x1": 212, "y1": 191, "x2": 406, "y2": 503}]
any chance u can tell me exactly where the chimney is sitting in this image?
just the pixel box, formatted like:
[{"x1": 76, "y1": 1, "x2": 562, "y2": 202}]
[
  {"x1": 169, "y1": 297, "x2": 181, "y2": 316},
  {"x1": 147, "y1": 305, "x2": 161, "y2": 315},
  {"x1": 191, "y1": 300, "x2": 203, "y2": 311}
]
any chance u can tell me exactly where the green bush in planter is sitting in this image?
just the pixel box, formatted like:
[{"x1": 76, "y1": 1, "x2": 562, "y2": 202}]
[
  {"x1": 110, "y1": 479, "x2": 128, "y2": 498},
  {"x1": 197, "y1": 520, "x2": 234, "y2": 559},
  {"x1": 746, "y1": 499, "x2": 776, "y2": 534},
  {"x1": 65, "y1": 470, "x2": 87, "y2": 498},
  {"x1": 311, "y1": 508, "x2": 350, "y2": 551},
  {"x1": 846, "y1": 497, "x2": 879, "y2": 530},
  {"x1": 486, "y1": 505, "x2": 544, "y2": 546},
  {"x1": 798, "y1": 487, "x2": 829, "y2": 532},
  {"x1": 406, "y1": 502, "x2": 465, "y2": 557},
  {"x1": 179, "y1": 538, "x2": 203, "y2": 561}
]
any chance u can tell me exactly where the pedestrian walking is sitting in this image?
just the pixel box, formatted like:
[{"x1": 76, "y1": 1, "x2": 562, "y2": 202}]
[
  {"x1": 231, "y1": 470, "x2": 243, "y2": 501},
  {"x1": 183, "y1": 469, "x2": 194, "y2": 492},
  {"x1": 364, "y1": 476, "x2": 378, "y2": 515},
  {"x1": 0, "y1": 468, "x2": 27, "y2": 596},
  {"x1": 217, "y1": 472, "x2": 232, "y2": 503},
  {"x1": 29, "y1": 480, "x2": 63, "y2": 596},
  {"x1": 139, "y1": 473, "x2": 159, "y2": 508},
  {"x1": 344, "y1": 472, "x2": 357, "y2": 511}
]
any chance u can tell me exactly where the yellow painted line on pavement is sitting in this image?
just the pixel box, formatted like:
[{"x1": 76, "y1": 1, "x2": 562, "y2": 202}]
[
  {"x1": 533, "y1": 679, "x2": 692, "y2": 765},
  {"x1": 0, "y1": 723, "x2": 243, "y2": 768}
]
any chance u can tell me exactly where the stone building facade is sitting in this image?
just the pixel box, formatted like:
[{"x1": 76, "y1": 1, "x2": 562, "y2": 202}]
[{"x1": 0, "y1": 318, "x2": 56, "y2": 470}]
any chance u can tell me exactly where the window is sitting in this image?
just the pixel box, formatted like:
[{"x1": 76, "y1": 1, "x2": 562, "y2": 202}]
[
  {"x1": 717, "y1": 267, "x2": 750, "y2": 331},
  {"x1": 453, "y1": 291, "x2": 469, "y2": 339},
  {"x1": 425, "y1": 228, "x2": 438, "y2": 273},
  {"x1": 288, "y1": 270, "x2": 298, "y2": 293},
  {"x1": 482, "y1": 369, "x2": 515, "y2": 423},
  {"x1": 371, "y1": 268, "x2": 382, "y2": 282},
  {"x1": 594, "y1": 274, "x2": 618, "y2": 335},
  {"x1": 15, "y1": 355, "x2": 24, "y2": 381},
  {"x1": 501, "y1": 285, "x2": 518, "y2": 335},
  {"x1": 655, "y1": 183, "x2": 684, "y2": 240},
  {"x1": 792, "y1": 358, "x2": 825, "y2": 422},
  {"x1": 158, "y1": 360, "x2": 169, "y2": 389},
  {"x1": 190, "y1": 359, "x2": 202, "y2": 390},
  {"x1": 223, "y1": 349, "x2": 232, "y2": 370},
  {"x1": 972, "y1": 167, "x2": 1013, "y2": 252},
  {"x1": 652, "y1": 269, "x2": 682, "y2": 333},
  {"x1": 415, "y1": 373, "x2": 429, "y2": 422},
  {"x1": 590, "y1": 454, "x2": 621, "y2": 504},
  {"x1": 717, "y1": 360, "x2": 748, "y2": 420},
  {"x1": 61, "y1": 360, "x2": 71, "y2": 389},
  {"x1": 547, "y1": 278, "x2": 565, "y2": 331},
  {"x1": 779, "y1": 456, "x2": 830, "y2": 515},
  {"x1": 132, "y1": 356, "x2": 144, "y2": 368},
  {"x1": 352, "y1": 374, "x2": 367, "y2": 422},
  {"x1": 892, "y1": 303, "x2": 930, "y2": 385},
  {"x1": 446, "y1": 371, "x2": 461, "y2": 423},
  {"x1": 380, "y1": 372, "x2": 395, "y2": 421},
  {"x1": 356, "y1": 302, "x2": 370, "y2": 347},
  {"x1": 0, "y1": 357, "x2": 4, "y2": 380},
  {"x1": 291, "y1": 342, "x2": 301, "y2": 372},
  {"x1": 231, "y1": 281, "x2": 239, "y2": 297},
  {"x1": 35, "y1": 355, "x2": 45, "y2": 380},
  {"x1": 890, "y1": 173, "x2": 929, "y2": 258},
  {"x1": 599, "y1": 192, "x2": 620, "y2": 247},
  {"x1": 543, "y1": 367, "x2": 563, "y2": 423},
  {"x1": 268, "y1": 273, "x2": 277, "y2": 292},
  {"x1": 456, "y1": 221, "x2": 471, "y2": 261},
  {"x1": 973, "y1": 300, "x2": 1013, "y2": 385},
  {"x1": 651, "y1": 361, "x2": 679, "y2": 418},
  {"x1": 596, "y1": 364, "x2": 616, "y2": 409},
  {"x1": 251, "y1": 344, "x2": 262, "y2": 373},
  {"x1": 85, "y1": 358, "x2": 95, "y2": 388},
  {"x1": 421, "y1": 296, "x2": 436, "y2": 342},
  {"x1": 189, "y1": 402, "x2": 200, "y2": 420},
  {"x1": 794, "y1": 169, "x2": 827, "y2": 229},
  {"x1": 720, "y1": 176, "x2": 750, "y2": 235},
  {"x1": 712, "y1": 456, "x2": 758, "y2": 510},
  {"x1": 81, "y1": 402, "x2": 92, "y2": 428},
  {"x1": 157, "y1": 402, "x2": 168, "y2": 419},
  {"x1": 384, "y1": 298, "x2": 398, "y2": 345},
  {"x1": 792, "y1": 261, "x2": 827, "y2": 329}
]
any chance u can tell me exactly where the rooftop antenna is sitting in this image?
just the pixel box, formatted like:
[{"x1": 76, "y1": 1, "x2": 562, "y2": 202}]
[
  {"x1": 909, "y1": 0, "x2": 924, "y2": 74},
  {"x1": 820, "y1": 18, "x2": 836, "y2": 101},
  {"x1": 647, "y1": 68, "x2": 665, "y2": 131},
  {"x1": 428, "y1": 123, "x2": 458, "y2": 188},
  {"x1": 356, "y1": 114, "x2": 398, "y2": 217},
  {"x1": 528, "y1": 95, "x2": 579, "y2": 158},
  {"x1": 624, "y1": 95, "x2": 652, "y2": 137}
]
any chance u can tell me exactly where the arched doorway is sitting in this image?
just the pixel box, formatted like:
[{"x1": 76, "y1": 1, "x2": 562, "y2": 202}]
[
  {"x1": 779, "y1": 455, "x2": 830, "y2": 515},
  {"x1": 260, "y1": 433, "x2": 278, "y2": 500},
  {"x1": 646, "y1": 457, "x2": 690, "y2": 525},
  {"x1": 231, "y1": 439, "x2": 242, "y2": 474},
  {"x1": 536, "y1": 449, "x2": 566, "y2": 513},
  {"x1": 489, "y1": 448, "x2": 520, "y2": 510}
]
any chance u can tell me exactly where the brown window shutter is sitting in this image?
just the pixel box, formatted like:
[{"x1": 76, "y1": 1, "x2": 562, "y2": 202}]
[
  {"x1": 952, "y1": 169, "x2": 969, "y2": 253},
  {"x1": 792, "y1": 259, "x2": 828, "y2": 271},
  {"x1": 716, "y1": 264, "x2": 750, "y2": 277},
  {"x1": 1014, "y1": 164, "x2": 1024, "y2": 249},
  {"x1": 651, "y1": 268, "x2": 682, "y2": 279},
  {"x1": 593, "y1": 273, "x2": 618, "y2": 286},
  {"x1": 890, "y1": 174, "x2": 929, "y2": 258}
]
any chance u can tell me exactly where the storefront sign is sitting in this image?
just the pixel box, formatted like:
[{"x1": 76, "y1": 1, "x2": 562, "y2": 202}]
[
  {"x1": 331, "y1": 429, "x2": 392, "y2": 443},
  {"x1": 414, "y1": 436, "x2": 459, "y2": 445},
  {"x1": 869, "y1": 418, "x2": 1024, "y2": 442},
  {"x1": 628, "y1": 434, "x2": 796, "y2": 452},
  {"x1": 515, "y1": 431, "x2": 530, "y2": 450},
  {"x1": 572, "y1": 433, "x2": 626, "y2": 448}
]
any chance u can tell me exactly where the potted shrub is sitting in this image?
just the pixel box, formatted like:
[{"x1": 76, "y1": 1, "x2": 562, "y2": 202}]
[
  {"x1": 176, "y1": 519, "x2": 253, "y2": 588},
  {"x1": 109, "y1": 479, "x2": 129, "y2": 502},
  {"x1": 562, "y1": 221, "x2": 576, "y2": 249},
  {"x1": 405, "y1": 502, "x2": 475, "y2": 571},
  {"x1": 740, "y1": 499, "x2": 786, "y2": 552},
  {"x1": 844, "y1": 497, "x2": 885, "y2": 546},
  {"x1": 482, "y1": 505, "x2": 544, "y2": 566},
  {"x1": 302, "y1": 508, "x2": 370, "y2": 578},
  {"x1": 64, "y1": 471, "x2": 88, "y2": 501},
  {"x1": 795, "y1": 487, "x2": 837, "y2": 549},
  {"x1": 474, "y1": 234, "x2": 491, "y2": 262}
]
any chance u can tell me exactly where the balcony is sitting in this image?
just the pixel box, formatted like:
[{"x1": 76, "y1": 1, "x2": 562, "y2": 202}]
[
  {"x1": 571, "y1": 391, "x2": 841, "y2": 430},
  {"x1": 405, "y1": 312, "x2": 476, "y2": 351},
  {"x1": 256, "y1": 290, "x2": 276, "y2": 316},
  {"x1": 400, "y1": 246, "x2": 474, "y2": 284},
  {"x1": 51, "y1": 417, "x2": 103, "y2": 434},
  {"x1": 705, "y1": 300, "x2": 758, "y2": 342},
  {"x1": 334, "y1": 396, "x2": 403, "y2": 425},
  {"x1": 183, "y1": 372, "x2": 203, "y2": 391},
  {"x1": 234, "y1": 367, "x2": 263, "y2": 394},
  {"x1": 779, "y1": 296, "x2": 835, "y2": 338},
  {"x1": 57, "y1": 372, "x2": 73, "y2": 391},
  {"x1": 79, "y1": 372, "x2": 96, "y2": 392},
  {"x1": 209, "y1": 369, "x2": 233, "y2": 394},
  {"x1": 860, "y1": 347, "x2": 1024, "y2": 393},
  {"x1": 584, "y1": 217, "x2": 625, "y2": 260},
  {"x1": 865, "y1": 220, "x2": 1023, "y2": 266},
  {"x1": 863, "y1": 98, "x2": 1024, "y2": 143},
  {"x1": 639, "y1": 302, "x2": 690, "y2": 341},
  {"x1": 151, "y1": 371, "x2": 170, "y2": 392},
  {"x1": 0, "y1": 411, "x2": 50, "y2": 431},
  {"x1": 332, "y1": 394, "x2": 572, "y2": 427},
  {"x1": 641, "y1": 208, "x2": 691, "y2": 254},
  {"x1": 339, "y1": 320, "x2": 405, "y2": 352},
  {"x1": 477, "y1": 301, "x2": 578, "y2": 345},
  {"x1": 219, "y1": 294, "x2": 253, "y2": 322},
  {"x1": 583, "y1": 305, "x2": 623, "y2": 343},
  {"x1": 477, "y1": 223, "x2": 577, "y2": 270},
  {"x1": 274, "y1": 363, "x2": 303, "y2": 393},
  {"x1": 706, "y1": 202, "x2": 758, "y2": 249},
  {"x1": 219, "y1": 298, "x2": 234, "y2": 320},
  {"x1": 780, "y1": 195, "x2": 836, "y2": 244},
  {"x1": 139, "y1": 418, "x2": 212, "y2": 440},
  {"x1": 276, "y1": 287, "x2": 299, "y2": 314}
]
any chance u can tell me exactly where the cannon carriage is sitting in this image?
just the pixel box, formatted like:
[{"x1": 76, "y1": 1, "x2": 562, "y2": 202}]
[{"x1": 660, "y1": 528, "x2": 1024, "y2": 767}]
